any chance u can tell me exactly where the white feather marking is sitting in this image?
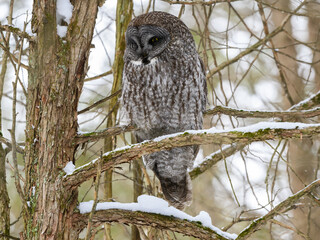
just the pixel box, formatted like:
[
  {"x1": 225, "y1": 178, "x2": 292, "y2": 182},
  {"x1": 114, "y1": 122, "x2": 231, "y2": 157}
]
[{"x1": 131, "y1": 58, "x2": 158, "y2": 66}]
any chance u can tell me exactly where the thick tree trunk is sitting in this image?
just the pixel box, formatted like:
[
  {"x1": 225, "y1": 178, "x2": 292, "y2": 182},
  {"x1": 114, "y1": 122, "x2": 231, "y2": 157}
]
[{"x1": 24, "y1": 0, "x2": 99, "y2": 239}]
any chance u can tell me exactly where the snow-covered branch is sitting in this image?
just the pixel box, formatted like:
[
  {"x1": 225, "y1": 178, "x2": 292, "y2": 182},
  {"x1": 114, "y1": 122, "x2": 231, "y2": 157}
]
[
  {"x1": 65, "y1": 122, "x2": 320, "y2": 188},
  {"x1": 205, "y1": 106, "x2": 320, "y2": 120},
  {"x1": 290, "y1": 90, "x2": 320, "y2": 110},
  {"x1": 75, "y1": 105, "x2": 320, "y2": 145},
  {"x1": 236, "y1": 179, "x2": 320, "y2": 240},
  {"x1": 161, "y1": 0, "x2": 239, "y2": 5},
  {"x1": 74, "y1": 195, "x2": 237, "y2": 240}
]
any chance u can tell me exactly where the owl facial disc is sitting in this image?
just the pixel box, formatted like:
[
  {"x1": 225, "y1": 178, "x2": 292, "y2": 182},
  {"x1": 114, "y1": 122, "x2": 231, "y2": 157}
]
[{"x1": 124, "y1": 25, "x2": 170, "y2": 65}]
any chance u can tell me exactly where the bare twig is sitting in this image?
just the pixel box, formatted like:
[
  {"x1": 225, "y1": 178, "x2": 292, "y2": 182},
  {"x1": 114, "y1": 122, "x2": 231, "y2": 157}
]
[
  {"x1": 84, "y1": 153, "x2": 102, "y2": 240},
  {"x1": 190, "y1": 143, "x2": 246, "y2": 179},
  {"x1": 162, "y1": 0, "x2": 238, "y2": 5},
  {"x1": 257, "y1": 1, "x2": 295, "y2": 105},
  {"x1": 84, "y1": 69, "x2": 112, "y2": 82},
  {"x1": 206, "y1": 0, "x2": 308, "y2": 80},
  {"x1": 236, "y1": 179, "x2": 320, "y2": 240},
  {"x1": 75, "y1": 124, "x2": 135, "y2": 145},
  {"x1": 0, "y1": 135, "x2": 24, "y2": 154},
  {"x1": 78, "y1": 89, "x2": 121, "y2": 114},
  {"x1": 0, "y1": 24, "x2": 34, "y2": 41}
]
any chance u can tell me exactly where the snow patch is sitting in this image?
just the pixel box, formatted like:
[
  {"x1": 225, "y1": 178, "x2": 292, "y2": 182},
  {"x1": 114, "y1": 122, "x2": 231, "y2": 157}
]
[
  {"x1": 79, "y1": 195, "x2": 237, "y2": 239},
  {"x1": 63, "y1": 161, "x2": 76, "y2": 175},
  {"x1": 56, "y1": 0, "x2": 73, "y2": 37}
]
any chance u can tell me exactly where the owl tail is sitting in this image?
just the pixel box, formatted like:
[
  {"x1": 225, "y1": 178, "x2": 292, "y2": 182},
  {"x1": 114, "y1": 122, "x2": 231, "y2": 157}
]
[{"x1": 157, "y1": 171, "x2": 192, "y2": 210}]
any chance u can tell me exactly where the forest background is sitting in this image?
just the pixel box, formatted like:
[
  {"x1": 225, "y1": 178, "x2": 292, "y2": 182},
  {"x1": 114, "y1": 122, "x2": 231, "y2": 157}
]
[{"x1": 0, "y1": 0, "x2": 319, "y2": 239}]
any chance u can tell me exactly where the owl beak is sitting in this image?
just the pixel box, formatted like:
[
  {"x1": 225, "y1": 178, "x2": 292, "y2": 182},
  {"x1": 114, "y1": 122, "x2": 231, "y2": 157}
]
[
  {"x1": 142, "y1": 57, "x2": 150, "y2": 65},
  {"x1": 141, "y1": 52, "x2": 150, "y2": 65}
]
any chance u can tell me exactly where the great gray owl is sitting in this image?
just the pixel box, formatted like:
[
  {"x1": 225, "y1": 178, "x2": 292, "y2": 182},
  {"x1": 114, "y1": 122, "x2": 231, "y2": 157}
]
[{"x1": 121, "y1": 11, "x2": 207, "y2": 209}]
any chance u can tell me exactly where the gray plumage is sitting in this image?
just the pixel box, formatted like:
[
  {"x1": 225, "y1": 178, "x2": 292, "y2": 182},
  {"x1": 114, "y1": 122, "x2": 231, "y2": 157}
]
[{"x1": 121, "y1": 11, "x2": 207, "y2": 209}]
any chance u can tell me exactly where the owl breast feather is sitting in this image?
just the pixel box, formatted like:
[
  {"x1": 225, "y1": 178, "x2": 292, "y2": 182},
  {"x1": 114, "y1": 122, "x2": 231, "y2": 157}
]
[{"x1": 122, "y1": 56, "x2": 205, "y2": 140}]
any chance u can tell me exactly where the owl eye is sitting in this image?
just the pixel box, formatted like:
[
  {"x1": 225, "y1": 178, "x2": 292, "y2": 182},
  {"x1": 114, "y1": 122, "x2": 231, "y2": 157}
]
[
  {"x1": 130, "y1": 41, "x2": 138, "y2": 50},
  {"x1": 149, "y1": 37, "x2": 160, "y2": 46}
]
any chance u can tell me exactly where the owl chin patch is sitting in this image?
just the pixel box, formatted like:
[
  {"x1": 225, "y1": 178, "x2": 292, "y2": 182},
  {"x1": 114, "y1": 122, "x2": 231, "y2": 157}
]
[
  {"x1": 142, "y1": 58, "x2": 150, "y2": 65},
  {"x1": 131, "y1": 57, "x2": 157, "y2": 66}
]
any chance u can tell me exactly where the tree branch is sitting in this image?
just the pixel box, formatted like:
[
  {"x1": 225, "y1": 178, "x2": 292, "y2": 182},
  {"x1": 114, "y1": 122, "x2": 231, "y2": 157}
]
[
  {"x1": 290, "y1": 90, "x2": 320, "y2": 110},
  {"x1": 0, "y1": 135, "x2": 24, "y2": 154},
  {"x1": 75, "y1": 104, "x2": 320, "y2": 145},
  {"x1": 190, "y1": 143, "x2": 247, "y2": 180},
  {"x1": 65, "y1": 122, "x2": 320, "y2": 188},
  {"x1": 206, "y1": 0, "x2": 307, "y2": 80},
  {"x1": 162, "y1": 0, "x2": 239, "y2": 5},
  {"x1": 75, "y1": 124, "x2": 136, "y2": 145},
  {"x1": 0, "y1": 24, "x2": 34, "y2": 41},
  {"x1": 204, "y1": 106, "x2": 320, "y2": 120},
  {"x1": 84, "y1": 69, "x2": 112, "y2": 82},
  {"x1": 78, "y1": 89, "x2": 121, "y2": 115},
  {"x1": 73, "y1": 209, "x2": 235, "y2": 240},
  {"x1": 235, "y1": 179, "x2": 320, "y2": 240}
]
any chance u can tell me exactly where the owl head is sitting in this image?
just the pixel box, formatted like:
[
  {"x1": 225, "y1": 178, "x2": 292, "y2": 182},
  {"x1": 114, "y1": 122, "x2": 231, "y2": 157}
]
[{"x1": 124, "y1": 11, "x2": 195, "y2": 65}]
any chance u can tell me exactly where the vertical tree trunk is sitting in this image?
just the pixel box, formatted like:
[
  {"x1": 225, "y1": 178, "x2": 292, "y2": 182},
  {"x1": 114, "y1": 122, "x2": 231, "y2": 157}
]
[
  {"x1": 102, "y1": 1, "x2": 133, "y2": 239},
  {"x1": 0, "y1": 0, "x2": 14, "y2": 238},
  {"x1": 24, "y1": 0, "x2": 99, "y2": 238}
]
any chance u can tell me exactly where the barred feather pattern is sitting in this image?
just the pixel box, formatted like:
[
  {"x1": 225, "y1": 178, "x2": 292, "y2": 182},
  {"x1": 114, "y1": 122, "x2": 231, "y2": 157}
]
[{"x1": 121, "y1": 12, "x2": 207, "y2": 209}]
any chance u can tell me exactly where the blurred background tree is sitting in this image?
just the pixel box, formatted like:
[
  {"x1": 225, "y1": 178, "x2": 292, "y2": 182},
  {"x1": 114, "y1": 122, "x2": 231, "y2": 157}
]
[{"x1": 0, "y1": 0, "x2": 319, "y2": 239}]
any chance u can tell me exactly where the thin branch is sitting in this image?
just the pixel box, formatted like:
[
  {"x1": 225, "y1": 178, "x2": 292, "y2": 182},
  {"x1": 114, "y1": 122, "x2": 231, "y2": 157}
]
[
  {"x1": 0, "y1": 135, "x2": 24, "y2": 154},
  {"x1": 0, "y1": 24, "x2": 34, "y2": 41},
  {"x1": 290, "y1": 90, "x2": 320, "y2": 110},
  {"x1": 235, "y1": 179, "x2": 320, "y2": 240},
  {"x1": 84, "y1": 69, "x2": 112, "y2": 82},
  {"x1": 78, "y1": 89, "x2": 121, "y2": 114},
  {"x1": 73, "y1": 209, "x2": 235, "y2": 240},
  {"x1": 205, "y1": 106, "x2": 320, "y2": 120},
  {"x1": 257, "y1": 1, "x2": 295, "y2": 105},
  {"x1": 84, "y1": 153, "x2": 102, "y2": 240},
  {"x1": 206, "y1": 0, "x2": 307, "y2": 80},
  {"x1": 65, "y1": 122, "x2": 320, "y2": 188},
  {"x1": 0, "y1": 41, "x2": 29, "y2": 70},
  {"x1": 162, "y1": 0, "x2": 239, "y2": 5},
  {"x1": 0, "y1": 233, "x2": 20, "y2": 240},
  {"x1": 75, "y1": 124, "x2": 135, "y2": 145},
  {"x1": 190, "y1": 143, "x2": 246, "y2": 180}
]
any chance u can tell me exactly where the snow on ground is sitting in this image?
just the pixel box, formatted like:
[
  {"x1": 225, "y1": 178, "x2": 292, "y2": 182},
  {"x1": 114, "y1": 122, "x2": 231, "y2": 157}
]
[{"x1": 79, "y1": 194, "x2": 237, "y2": 240}]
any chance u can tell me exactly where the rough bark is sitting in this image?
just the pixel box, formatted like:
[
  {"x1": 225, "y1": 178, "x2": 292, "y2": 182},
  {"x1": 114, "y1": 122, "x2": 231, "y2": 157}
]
[{"x1": 24, "y1": 0, "x2": 99, "y2": 239}]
